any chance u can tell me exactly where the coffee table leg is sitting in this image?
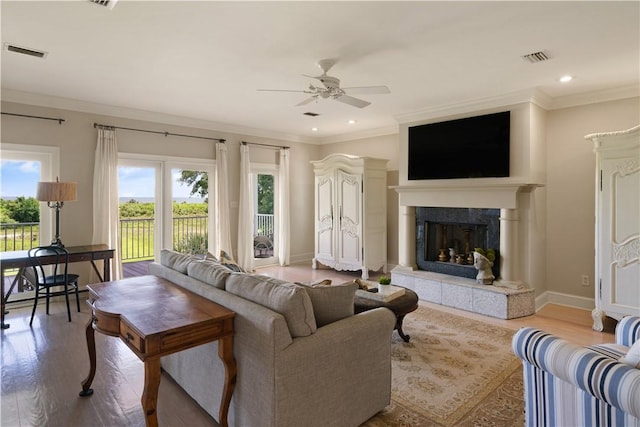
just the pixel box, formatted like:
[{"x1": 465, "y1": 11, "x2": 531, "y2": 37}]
[{"x1": 396, "y1": 314, "x2": 410, "y2": 342}]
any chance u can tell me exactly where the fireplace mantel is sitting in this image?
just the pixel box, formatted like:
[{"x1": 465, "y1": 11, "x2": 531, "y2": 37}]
[
  {"x1": 393, "y1": 179, "x2": 544, "y2": 291},
  {"x1": 392, "y1": 180, "x2": 543, "y2": 209}
]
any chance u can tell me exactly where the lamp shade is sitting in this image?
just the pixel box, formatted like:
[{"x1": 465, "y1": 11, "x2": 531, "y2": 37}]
[{"x1": 36, "y1": 181, "x2": 77, "y2": 202}]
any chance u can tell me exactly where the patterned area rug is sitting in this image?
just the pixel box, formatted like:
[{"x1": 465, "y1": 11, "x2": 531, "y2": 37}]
[{"x1": 362, "y1": 304, "x2": 524, "y2": 426}]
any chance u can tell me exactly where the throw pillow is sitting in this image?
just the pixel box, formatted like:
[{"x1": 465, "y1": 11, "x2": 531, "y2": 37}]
[
  {"x1": 187, "y1": 259, "x2": 231, "y2": 290},
  {"x1": 296, "y1": 281, "x2": 357, "y2": 327},
  {"x1": 226, "y1": 274, "x2": 317, "y2": 338},
  {"x1": 620, "y1": 340, "x2": 640, "y2": 368},
  {"x1": 201, "y1": 251, "x2": 218, "y2": 262},
  {"x1": 219, "y1": 250, "x2": 245, "y2": 273},
  {"x1": 160, "y1": 249, "x2": 198, "y2": 274}
]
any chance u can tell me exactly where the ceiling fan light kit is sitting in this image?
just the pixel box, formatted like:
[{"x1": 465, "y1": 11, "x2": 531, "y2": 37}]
[{"x1": 258, "y1": 59, "x2": 390, "y2": 109}]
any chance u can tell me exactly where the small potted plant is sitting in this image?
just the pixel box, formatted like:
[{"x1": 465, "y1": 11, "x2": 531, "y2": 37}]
[{"x1": 378, "y1": 275, "x2": 391, "y2": 286}]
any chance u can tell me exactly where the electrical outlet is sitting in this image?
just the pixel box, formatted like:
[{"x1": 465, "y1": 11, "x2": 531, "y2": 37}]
[{"x1": 581, "y1": 274, "x2": 589, "y2": 287}]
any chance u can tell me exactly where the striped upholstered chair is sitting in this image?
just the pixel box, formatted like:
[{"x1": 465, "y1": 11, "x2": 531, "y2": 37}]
[{"x1": 512, "y1": 316, "x2": 640, "y2": 427}]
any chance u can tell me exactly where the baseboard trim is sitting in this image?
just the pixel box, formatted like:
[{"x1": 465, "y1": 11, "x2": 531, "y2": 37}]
[
  {"x1": 535, "y1": 291, "x2": 595, "y2": 312},
  {"x1": 289, "y1": 252, "x2": 314, "y2": 265}
]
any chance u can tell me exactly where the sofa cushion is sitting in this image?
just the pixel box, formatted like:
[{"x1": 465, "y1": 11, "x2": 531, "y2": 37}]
[
  {"x1": 297, "y1": 281, "x2": 357, "y2": 327},
  {"x1": 187, "y1": 259, "x2": 231, "y2": 290},
  {"x1": 160, "y1": 249, "x2": 198, "y2": 274},
  {"x1": 226, "y1": 274, "x2": 316, "y2": 337},
  {"x1": 620, "y1": 340, "x2": 640, "y2": 368}
]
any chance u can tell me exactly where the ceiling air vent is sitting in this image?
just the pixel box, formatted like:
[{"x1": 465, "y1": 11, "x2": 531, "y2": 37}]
[
  {"x1": 4, "y1": 43, "x2": 47, "y2": 59},
  {"x1": 522, "y1": 51, "x2": 551, "y2": 63},
  {"x1": 88, "y1": 0, "x2": 118, "y2": 10},
  {"x1": 303, "y1": 112, "x2": 320, "y2": 117}
]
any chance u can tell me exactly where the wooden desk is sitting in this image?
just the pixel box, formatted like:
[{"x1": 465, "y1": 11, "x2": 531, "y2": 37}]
[
  {"x1": 0, "y1": 244, "x2": 114, "y2": 329},
  {"x1": 79, "y1": 275, "x2": 236, "y2": 427}
]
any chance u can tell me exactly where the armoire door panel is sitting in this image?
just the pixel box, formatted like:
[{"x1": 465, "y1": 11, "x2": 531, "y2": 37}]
[
  {"x1": 315, "y1": 175, "x2": 334, "y2": 260},
  {"x1": 337, "y1": 170, "x2": 362, "y2": 265}
]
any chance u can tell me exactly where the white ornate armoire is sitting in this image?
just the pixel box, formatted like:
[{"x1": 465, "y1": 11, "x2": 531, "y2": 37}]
[
  {"x1": 311, "y1": 154, "x2": 388, "y2": 279},
  {"x1": 585, "y1": 125, "x2": 640, "y2": 331}
]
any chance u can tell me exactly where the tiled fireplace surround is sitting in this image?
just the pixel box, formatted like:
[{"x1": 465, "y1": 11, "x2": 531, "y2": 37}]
[{"x1": 391, "y1": 182, "x2": 539, "y2": 319}]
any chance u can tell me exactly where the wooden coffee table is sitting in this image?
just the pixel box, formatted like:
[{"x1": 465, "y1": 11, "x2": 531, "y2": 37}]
[
  {"x1": 354, "y1": 287, "x2": 419, "y2": 342},
  {"x1": 79, "y1": 275, "x2": 236, "y2": 427}
]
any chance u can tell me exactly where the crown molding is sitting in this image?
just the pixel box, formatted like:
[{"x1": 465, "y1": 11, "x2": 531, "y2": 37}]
[
  {"x1": 0, "y1": 89, "x2": 318, "y2": 144},
  {"x1": 314, "y1": 124, "x2": 399, "y2": 145},
  {"x1": 549, "y1": 84, "x2": 639, "y2": 110},
  {"x1": 394, "y1": 89, "x2": 552, "y2": 125}
]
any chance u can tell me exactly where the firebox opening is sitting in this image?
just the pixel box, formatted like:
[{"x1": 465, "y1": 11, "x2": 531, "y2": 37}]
[{"x1": 416, "y1": 207, "x2": 500, "y2": 279}]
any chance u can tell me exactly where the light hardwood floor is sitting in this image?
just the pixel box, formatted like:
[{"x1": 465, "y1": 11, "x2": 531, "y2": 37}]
[{"x1": 1, "y1": 264, "x2": 615, "y2": 427}]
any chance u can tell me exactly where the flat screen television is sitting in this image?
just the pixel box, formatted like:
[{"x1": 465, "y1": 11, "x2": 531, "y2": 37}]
[{"x1": 408, "y1": 111, "x2": 510, "y2": 180}]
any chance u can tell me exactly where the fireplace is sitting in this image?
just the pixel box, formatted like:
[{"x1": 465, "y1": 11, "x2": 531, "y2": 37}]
[
  {"x1": 389, "y1": 101, "x2": 544, "y2": 318},
  {"x1": 416, "y1": 207, "x2": 500, "y2": 279}
]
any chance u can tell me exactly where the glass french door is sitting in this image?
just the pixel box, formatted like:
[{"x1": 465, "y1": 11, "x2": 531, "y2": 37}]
[
  {"x1": 252, "y1": 163, "x2": 278, "y2": 266},
  {"x1": 118, "y1": 154, "x2": 214, "y2": 277}
]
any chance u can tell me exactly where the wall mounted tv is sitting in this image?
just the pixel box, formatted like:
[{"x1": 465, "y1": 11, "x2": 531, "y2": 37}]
[{"x1": 408, "y1": 111, "x2": 510, "y2": 180}]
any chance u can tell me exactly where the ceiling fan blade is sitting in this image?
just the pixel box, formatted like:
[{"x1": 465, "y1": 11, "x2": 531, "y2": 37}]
[
  {"x1": 342, "y1": 86, "x2": 391, "y2": 95},
  {"x1": 296, "y1": 96, "x2": 317, "y2": 106},
  {"x1": 335, "y1": 95, "x2": 371, "y2": 108},
  {"x1": 257, "y1": 89, "x2": 308, "y2": 93}
]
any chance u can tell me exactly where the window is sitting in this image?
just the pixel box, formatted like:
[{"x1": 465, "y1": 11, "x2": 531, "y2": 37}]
[{"x1": 0, "y1": 143, "x2": 59, "y2": 301}]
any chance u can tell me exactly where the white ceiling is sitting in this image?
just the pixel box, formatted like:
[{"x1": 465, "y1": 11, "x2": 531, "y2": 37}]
[{"x1": 2, "y1": 1, "x2": 639, "y2": 143}]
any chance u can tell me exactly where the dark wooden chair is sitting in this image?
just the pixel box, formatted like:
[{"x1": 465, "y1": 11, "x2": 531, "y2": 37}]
[{"x1": 27, "y1": 245, "x2": 80, "y2": 326}]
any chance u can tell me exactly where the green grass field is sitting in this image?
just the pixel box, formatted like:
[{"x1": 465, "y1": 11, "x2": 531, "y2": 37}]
[{"x1": 1, "y1": 216, "x2": 208, "y2": 262}]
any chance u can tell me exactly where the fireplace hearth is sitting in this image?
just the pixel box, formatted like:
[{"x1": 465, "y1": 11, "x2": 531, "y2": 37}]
[{"x1": 416, "y1": 207, "x2": 500, "y2": 279}]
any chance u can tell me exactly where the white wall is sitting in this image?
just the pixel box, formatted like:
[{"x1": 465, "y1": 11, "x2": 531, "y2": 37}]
[{"x1": 545, "y1": 97, "x2": 639, "y2": 302}]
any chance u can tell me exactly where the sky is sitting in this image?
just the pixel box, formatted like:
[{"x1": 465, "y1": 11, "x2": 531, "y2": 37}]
[
  {"x1": 1, "y1": 159, "x2": 40, "y2": 197},
  {"x1": 1, "y1": 160, "x2": 202, "y2": 201}
]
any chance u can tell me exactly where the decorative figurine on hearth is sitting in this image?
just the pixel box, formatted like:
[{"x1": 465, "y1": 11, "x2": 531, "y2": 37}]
[{"x1": 473, "y1": 249, "x2": 495, "y2": 285}]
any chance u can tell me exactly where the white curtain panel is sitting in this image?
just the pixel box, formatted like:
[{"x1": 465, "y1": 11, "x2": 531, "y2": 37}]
[
  {"x1": 92, "y1": 128, "x2": 122, "y2": 280},
  {"x1": 237, "y1": 144, "x2": 254, "y2": 272},
  {"x1": 215, "y1": 142, "x2": 233, "y2": 258},
  {"x1": 278, "y1": 148, "x2": 290, "y2": 265}
]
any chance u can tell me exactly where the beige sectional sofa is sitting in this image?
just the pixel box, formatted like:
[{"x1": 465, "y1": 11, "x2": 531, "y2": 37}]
[{"x1": 148, "y1": 250, "x2": 396, "y2": 427}]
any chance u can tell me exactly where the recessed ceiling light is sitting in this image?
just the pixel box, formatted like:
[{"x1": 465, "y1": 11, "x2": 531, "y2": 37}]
[
  {"x1": 311, "y1": 127, "x2": 318, "y2": 132},
  {"x1": 348, "y1": 119, "x2": 356, "y2": 125},
  {"x1": 560, "y1": 75, "x2": 573, "y2": 83}
]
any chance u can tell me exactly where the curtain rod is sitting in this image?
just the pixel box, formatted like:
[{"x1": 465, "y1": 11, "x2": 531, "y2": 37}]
[
  {"x1": 242, "y1": 141, "x2": 289, "y2": 150},
  {"x1": 2, "y1": 112, "x2": 65, "y2": 124},
  {"x1": 93, "y1": 122, "x2": 225, "y2": 143}
]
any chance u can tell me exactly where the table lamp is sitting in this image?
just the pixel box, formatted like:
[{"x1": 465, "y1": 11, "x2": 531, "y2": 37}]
[{"x1": 36, "y1": 177, "x2": 77, "y2": 247}]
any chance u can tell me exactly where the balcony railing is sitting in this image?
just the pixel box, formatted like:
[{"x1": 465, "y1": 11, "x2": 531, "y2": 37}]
[
  {"x1": 0, "y1": 222, "x2": 39, "y2": 252},
  {"x1": 255, "y1": 213, "x2": 274, "y2": 239},
  {"x1": 2, "y1": 214, "x2": 275, "y2": 293},
  {"x1": 120, "y1": 216, "x2": 210, "y2": 261}
]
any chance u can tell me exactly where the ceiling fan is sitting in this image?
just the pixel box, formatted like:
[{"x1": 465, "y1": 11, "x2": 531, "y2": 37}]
[{"x1": 257, "y1": 59, "x2": 390, "y2": 109}]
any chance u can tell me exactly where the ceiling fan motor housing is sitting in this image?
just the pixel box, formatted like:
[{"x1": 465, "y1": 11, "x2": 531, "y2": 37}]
[{"x1": 319, "y1": 75, "x2": 340, "y2": 88}]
